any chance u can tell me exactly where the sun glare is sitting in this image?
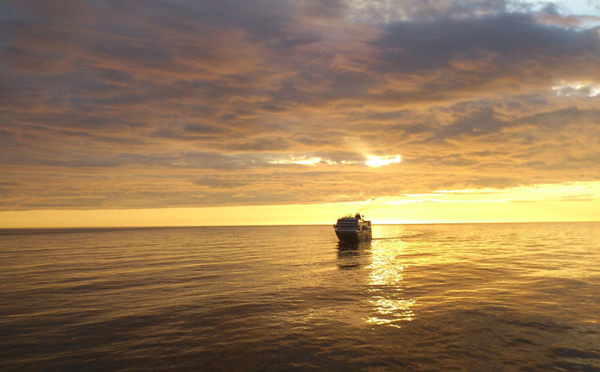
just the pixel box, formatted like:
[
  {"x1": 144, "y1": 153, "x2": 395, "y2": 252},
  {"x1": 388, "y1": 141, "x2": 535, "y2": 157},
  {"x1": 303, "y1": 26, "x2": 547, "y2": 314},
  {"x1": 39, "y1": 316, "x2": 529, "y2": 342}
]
[
  {"x1": 365, "y1": 155, "x2": 402, "y2": 167},
  {"x1": 552, "y1": 81, "x2": 600, "y2": 97},
  {"x1": 1, "y1": 181, "x2": 599, "y2": 228},
  {"x1": 269, "y1": 154, "x2": 403, "y2": 167}
]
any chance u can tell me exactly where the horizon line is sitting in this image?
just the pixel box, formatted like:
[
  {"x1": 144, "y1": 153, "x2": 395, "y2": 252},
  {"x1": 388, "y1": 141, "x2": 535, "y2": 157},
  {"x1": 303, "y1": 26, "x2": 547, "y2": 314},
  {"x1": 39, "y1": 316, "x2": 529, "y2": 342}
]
[{"x1": 1, "y1": 220, "x2": 598, "y2": 231}]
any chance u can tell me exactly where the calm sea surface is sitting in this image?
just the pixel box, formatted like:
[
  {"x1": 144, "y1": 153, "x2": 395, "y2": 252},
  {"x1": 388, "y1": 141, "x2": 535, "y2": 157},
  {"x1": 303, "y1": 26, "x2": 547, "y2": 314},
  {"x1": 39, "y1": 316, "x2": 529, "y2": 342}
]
[{"x1": 1, "y1": 223, "x2": 599, "y2": 371}]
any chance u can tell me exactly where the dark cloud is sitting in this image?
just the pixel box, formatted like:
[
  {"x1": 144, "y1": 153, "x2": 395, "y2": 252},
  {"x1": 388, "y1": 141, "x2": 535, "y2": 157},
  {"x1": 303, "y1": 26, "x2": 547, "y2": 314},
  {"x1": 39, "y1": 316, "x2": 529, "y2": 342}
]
[
  {"x1": 299, "y1": 0, "x2": 350, "y2": 20},
  {"x1": 375, "y1": 13, "x2": 599, "y2": 75},
  {"x1": 434, "y1": 108, "x2": 506, "y2": 140},
  {"x1": 338, "y1": 0, "x2": 507, "y2": 23}
]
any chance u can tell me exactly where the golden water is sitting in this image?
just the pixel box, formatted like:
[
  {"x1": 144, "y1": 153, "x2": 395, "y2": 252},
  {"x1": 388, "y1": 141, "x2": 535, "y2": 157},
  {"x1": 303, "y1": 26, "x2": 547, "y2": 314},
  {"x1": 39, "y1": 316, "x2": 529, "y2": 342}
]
[{"x1": 1, "y1": 223, "x2": 599, "y2": 370}]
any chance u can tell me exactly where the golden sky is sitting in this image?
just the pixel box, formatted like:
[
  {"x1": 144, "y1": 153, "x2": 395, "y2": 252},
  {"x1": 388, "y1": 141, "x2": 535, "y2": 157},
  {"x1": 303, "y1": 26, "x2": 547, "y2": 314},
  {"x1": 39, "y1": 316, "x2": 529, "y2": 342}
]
[{"x1": 1, "y1": 1, "x2": 600, "y2": 227}]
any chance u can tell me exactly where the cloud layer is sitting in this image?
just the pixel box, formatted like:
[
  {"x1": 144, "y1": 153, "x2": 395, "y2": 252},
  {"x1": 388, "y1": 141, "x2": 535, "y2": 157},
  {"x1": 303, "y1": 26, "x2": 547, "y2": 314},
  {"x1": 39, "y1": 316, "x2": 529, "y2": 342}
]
[{"x1": 1, "y1": 0, "x2": 599, "y2": 210}]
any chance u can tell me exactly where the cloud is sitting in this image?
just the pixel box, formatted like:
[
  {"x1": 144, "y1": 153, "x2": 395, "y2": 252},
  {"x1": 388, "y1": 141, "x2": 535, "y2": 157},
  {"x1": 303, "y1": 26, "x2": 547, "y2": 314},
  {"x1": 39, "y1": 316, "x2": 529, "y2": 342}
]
[
  {"x1": 433, "y1": 108, "x2": 506, "y2": 140},
  {"x1": 1, "y1": 0, "x2": 599, "y2": 210}
]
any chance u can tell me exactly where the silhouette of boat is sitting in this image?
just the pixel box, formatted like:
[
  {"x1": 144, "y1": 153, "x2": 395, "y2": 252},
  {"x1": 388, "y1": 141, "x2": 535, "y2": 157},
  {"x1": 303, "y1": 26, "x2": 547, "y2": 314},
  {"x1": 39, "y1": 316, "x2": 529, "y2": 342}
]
[{"x1": 334, "y1": 213, "x2": 372, "y2": 242}]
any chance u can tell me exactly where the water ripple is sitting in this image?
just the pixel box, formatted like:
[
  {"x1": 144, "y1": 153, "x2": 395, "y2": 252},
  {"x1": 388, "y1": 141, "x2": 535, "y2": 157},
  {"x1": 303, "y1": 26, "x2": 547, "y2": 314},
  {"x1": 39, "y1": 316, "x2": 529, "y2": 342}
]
[{"x1": 1, "y1": 223, "x2": 599, "y2": 371}]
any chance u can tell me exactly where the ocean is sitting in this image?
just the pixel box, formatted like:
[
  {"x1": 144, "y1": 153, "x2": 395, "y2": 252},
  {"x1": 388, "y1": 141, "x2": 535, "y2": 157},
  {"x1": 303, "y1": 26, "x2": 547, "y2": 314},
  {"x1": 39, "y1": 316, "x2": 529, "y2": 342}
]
[{"x1": 1, "y1": 222, "x2": 599, "y2": 371}]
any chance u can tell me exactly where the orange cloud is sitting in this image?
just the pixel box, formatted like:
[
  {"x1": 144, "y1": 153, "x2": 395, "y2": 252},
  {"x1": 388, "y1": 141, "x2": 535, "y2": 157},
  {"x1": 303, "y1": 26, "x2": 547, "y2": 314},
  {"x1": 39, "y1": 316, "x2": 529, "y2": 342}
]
[{"x1": 1, "y1": 0, "x2": 599, "y2": 216}]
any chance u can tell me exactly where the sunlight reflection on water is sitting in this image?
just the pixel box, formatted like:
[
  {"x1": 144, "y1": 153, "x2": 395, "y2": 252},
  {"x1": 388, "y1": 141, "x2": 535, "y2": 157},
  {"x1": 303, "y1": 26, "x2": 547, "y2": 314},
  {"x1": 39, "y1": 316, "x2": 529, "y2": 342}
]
[{"x1": 366, "y1": 239, "x2": 416, "y2": 327}]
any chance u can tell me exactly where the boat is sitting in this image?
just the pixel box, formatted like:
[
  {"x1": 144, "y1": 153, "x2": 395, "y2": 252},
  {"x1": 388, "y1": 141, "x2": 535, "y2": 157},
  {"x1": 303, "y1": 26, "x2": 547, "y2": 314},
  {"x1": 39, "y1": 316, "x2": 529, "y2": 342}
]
[{"x1": 334, "y1": 213, "x2": 372, "y2": 242}]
